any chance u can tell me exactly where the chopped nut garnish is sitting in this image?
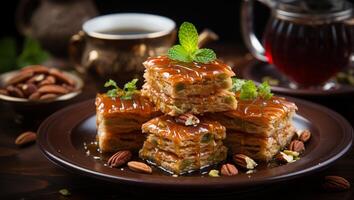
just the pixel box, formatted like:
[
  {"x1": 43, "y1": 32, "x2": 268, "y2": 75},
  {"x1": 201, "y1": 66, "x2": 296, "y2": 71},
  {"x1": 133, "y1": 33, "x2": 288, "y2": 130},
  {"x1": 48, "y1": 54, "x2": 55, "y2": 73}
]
[
  {"x1": 208, "y1": 169, "x2": 220, "y2": 177},
  {"x1": 276, "y1": 152, "x2": 294, "y2": 164},
  {"x1": 175, "y1": 113, "x2": 200, "y2": 126},
  {"x1": 233, "y1": 154, "x2": 258, "y2": 170}
]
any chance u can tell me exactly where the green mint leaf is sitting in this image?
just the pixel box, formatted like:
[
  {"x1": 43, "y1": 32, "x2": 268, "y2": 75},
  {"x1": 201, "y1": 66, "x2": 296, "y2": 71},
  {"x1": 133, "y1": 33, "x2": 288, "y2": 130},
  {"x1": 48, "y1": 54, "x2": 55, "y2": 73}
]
[
  {"x1": 104, "y1": 79, "x2": 118, "y2": 88},
  {"x1": 231, "y1": 78, "x2": 246, "y2": 92},
  {"x1": 179, "y1": 22, "x2": 198, "y2": 53},
  {"x1": 104, "y1": 79, "x2": 138, "y2": 99},
  {"x1": 240, "y1": 80, "x2": 258, "y2": 100},
  {"x1": 193, "y1": 48, "x2": 216, "y2": 64},
  {"x1": 258, "y1": 81, "x2": 273, "y2": 99},
  {"x1": 16, "y1": 37, "x2": 50, "y2": 68},
  {"x1": 120, "y1": 91, "x2": 135, "y2": 100},
  {"x1": 106, "y1": 88, "x2": 117, "y2": 98},
  {"x1": 168, "y1": 45, "x2": 193, "y2": 62},
  {"x1": 168, "y1": 22, "x2": 217, "y2": 63},
  {"x1": 121, "y1": 78, "x2": 138, "y2": 99},
  {"x1": 123, "y1": 78, "x2": 138, "y2": 92}
]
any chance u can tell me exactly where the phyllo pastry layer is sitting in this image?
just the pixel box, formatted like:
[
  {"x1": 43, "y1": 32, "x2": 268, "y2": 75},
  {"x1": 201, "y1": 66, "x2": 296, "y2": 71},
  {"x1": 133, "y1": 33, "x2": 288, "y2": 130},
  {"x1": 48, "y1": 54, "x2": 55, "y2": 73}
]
[
  {"x1": 95, "y1": 93, "x2": 161, "y2": 152},
  {"x1": 208, "y1": 96, "x2": 297, "y2": 137},
  {"x1": 225, "y1": 124, "x2": 296, "y2": 161},
  {"x1": 139, "y1": 115, "x2": 227, "y2": 174},
  {"x1": 143, "y1": 55, "x2": 235, "y2": 98},
  {"x1": 142, "y1": 84, "x2": 237, "y2": 116}
]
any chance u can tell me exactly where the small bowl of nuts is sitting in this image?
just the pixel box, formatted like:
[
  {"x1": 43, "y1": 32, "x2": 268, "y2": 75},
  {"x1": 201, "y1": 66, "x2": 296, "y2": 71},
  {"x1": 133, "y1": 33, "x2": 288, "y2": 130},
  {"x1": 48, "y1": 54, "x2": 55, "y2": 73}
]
[{"x1": 0, "y1": 65, "x2": 83, "y2": 115}]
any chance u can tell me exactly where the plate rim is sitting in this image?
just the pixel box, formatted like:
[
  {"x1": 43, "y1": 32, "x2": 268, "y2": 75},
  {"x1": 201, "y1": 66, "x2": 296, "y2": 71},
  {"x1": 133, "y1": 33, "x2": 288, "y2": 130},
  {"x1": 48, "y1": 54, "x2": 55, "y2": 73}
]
[{"x1": 37, "y1": 97, "x2": 353, "y2": 189}]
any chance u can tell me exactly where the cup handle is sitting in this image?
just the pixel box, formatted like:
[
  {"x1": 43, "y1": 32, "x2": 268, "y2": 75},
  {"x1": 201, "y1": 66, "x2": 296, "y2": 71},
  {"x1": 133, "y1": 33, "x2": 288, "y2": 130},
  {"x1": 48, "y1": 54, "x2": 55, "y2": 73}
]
[
  {"x1": 198, "y1": 29, "x2": 219, "y2": 48},
  {"x1": 241, "y1": 0, "x2": 268, "y2": 62},
  {"x1": 69, "y1": 31, "x2": 86, "y2": 73}
]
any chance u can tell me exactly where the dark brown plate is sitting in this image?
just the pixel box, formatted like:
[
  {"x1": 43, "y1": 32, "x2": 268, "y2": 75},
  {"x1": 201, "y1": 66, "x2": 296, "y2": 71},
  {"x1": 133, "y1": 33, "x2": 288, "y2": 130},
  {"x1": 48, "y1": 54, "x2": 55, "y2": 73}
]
[
  {"x1": 242, "y1": 61, "x2": 354, "y2": 98},
  {"x1": 38, "y1": 98, "x2": 353, "y2": 190}
]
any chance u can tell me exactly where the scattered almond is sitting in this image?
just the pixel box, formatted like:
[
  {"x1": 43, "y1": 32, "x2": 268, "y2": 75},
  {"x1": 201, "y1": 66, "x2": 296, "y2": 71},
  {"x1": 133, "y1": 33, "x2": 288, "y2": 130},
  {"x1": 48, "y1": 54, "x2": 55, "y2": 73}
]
[
  {"x1": 276, "y1": 152, "x2": 294, "y2": 164},
  {"x1": 322, "y1": 176, "x2": 350, "y2": 192},
  {"x1": 127, "y1": 161, "x2": 152, "y2": 174},
  {"x1": 233, "y1": 154, "x2": 258, "y2": 169},
  {"x1": 15, "y1": 131, "x2": 37, "y2": 146},
  {"x1": 289, "y1": 140, "x2": 305, "y2": 153},
  {"x1": 220, "y1": 163, "x2": 238, "y2": 176},
  {"x1": 107, "y1": 150, "x2": 132, "y2": 168},
  {"x1": 299, "y1": 130, "x2": 311, "y2": 143}
]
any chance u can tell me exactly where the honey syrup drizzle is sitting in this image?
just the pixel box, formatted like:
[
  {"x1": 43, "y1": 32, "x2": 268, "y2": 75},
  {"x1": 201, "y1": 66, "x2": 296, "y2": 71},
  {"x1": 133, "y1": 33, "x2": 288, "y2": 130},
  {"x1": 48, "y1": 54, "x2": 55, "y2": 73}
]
[
  {"x1": 95, "y1": 93, "x2": 157, "y2": 117},
  {"x1": 144, "y1": 56, "x2": 235, "y2": 84},
  {"x1": 227, "y1": 95, "x2": 297, "y2": 124}
]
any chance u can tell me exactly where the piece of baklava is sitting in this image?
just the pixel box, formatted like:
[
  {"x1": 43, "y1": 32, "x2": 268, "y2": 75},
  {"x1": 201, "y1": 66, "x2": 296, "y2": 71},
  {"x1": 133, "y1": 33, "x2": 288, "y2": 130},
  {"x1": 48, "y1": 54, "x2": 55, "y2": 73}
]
[
  {"x1": 95, "y1": 93, "x2": 161, "y2": 153},
  {"x1": 207, "y1": 95, "x2": 297, "y2": 161},
  {"x1": 225, "y1": 124, "x2": 296, "y2": 161},
  {"x1": 142, "y1": 56, "x2": 237, "y2": 116},
  {"x1": 210, "y1": 96, "x2": 297, "y2": 137},
  {"x1": 139, "y1": 115, "x2": 227, "y2": 174}
]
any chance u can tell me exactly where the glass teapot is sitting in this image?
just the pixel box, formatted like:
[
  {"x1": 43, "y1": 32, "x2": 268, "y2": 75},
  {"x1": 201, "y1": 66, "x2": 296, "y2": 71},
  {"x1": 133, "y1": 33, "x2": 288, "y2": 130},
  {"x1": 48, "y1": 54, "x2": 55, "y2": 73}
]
[{"x1": 241, "y1": 0, "x2": 353, "y2": 87}]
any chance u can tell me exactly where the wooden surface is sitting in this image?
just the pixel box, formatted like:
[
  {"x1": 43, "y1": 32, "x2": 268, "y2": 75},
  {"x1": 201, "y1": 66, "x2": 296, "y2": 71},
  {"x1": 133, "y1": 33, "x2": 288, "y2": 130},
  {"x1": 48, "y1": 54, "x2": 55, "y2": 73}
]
[{"x1": 0, "y1": 45, "x2": 353, "y2": 200}]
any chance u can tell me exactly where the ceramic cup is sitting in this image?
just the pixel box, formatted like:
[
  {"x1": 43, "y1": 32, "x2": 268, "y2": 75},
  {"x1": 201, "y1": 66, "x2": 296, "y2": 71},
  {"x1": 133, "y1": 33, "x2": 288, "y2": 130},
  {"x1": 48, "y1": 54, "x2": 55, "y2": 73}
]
[{"x1": 69, "y1": 13, "x2": 176, "y2": 82}]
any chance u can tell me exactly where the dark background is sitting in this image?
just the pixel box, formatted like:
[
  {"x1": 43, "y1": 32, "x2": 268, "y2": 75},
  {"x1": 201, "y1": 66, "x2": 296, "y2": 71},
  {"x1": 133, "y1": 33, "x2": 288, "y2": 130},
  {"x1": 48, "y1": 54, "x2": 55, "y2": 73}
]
[
  {"x1": 1, "y1": 0, "x2": 268, "y2": 45},
  {"x1": 2, "y1": 0, "x2": 354, "y2": 47}
]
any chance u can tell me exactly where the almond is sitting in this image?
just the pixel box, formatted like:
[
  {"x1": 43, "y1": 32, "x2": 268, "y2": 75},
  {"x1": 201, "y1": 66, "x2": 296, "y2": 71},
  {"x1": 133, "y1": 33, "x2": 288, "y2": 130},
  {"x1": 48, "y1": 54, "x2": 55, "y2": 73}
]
[
  {"x1": 15, "y1": 131, "x2": 36, "y2": 146},
  {"x1": 107, "y1": 150, "x2": 132, "y2": 168},
  {"x1": 6, "y1": 71, "x2": 34, "y2": 86},
  {"x1": 21, "y1": 83, "x2": 37, "y2": 97},
  {"x1": 289, "y1": 140, "x2": 305, "y2": 153},
  {"x1": 27, "y1": 74, "x2": 46, "y2": 84},
  {"x1": 29, "y1": 92, "x2": 41, "y2": 100},
  {"x1": 127, "y1": 161, "x2": 152, "y2": 174},
  {"x1": 38, "y1": 75, "x2": 56, "y2": 86},
  {"x1": 49, "y1": 68, "x2": 75, "y2": 86},
  {"x1": 22, "y1": 65, "x2": 49, "y2": 74},
  {"x1": 6, "y1": 85, "x2": 24, "y2": 98},
  {"x1": 0, "y1": 89, "x2": 8, "y2": 95},
  {"x1": 322, "y1": 176, "x2": 350, "y2": 192},
  {"x1": 175, "y1": 113, "x2": 200, "y2": 126},
  {"x1": 39, "y1": 93, "x2": 58, "y2": 100},
  {"x1": 233, "y1": 154, "x2": 258, "y2": 169},
  {"x1": 37, "y1": 85, "x2": 69, "y2": 94},
  {"x1": 276, "y1": 152, "x2": 294, "y2": 164},
  {"x1": 220, "y1": 163, "x2": 238, "y2": 176},
  {"x1": 299, "y1": 130, "x2": 311, "y2": 143}
]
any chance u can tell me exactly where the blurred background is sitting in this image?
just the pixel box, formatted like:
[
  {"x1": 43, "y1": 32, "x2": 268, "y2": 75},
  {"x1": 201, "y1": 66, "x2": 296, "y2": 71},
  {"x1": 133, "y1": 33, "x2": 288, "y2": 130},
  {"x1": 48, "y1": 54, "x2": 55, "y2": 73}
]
[{"x1": 1, "y1": 0, "x2": 269, "y2": 45}]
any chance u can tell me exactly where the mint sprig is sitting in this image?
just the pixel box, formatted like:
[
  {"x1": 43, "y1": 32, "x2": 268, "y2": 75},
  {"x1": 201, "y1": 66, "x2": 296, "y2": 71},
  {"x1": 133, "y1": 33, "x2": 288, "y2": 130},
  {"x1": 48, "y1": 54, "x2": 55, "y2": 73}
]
[
  {"x1": 168, "y1": 22, "x2": 216, "y2": 64},
  {"x1": 231, "y1": 78, "x2": 273, "y2": 100},
  {"x1": 104, "y1": 79, "x2": 138, "y2": 100}
]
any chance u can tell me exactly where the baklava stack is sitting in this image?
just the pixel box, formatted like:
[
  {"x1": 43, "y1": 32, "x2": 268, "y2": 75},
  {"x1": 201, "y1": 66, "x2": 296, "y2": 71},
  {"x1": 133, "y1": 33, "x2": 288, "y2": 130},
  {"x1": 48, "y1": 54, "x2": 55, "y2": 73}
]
[
  {"x1": 141, "y1": 56, "x2": 237, "y2": 116},
  {"x1": 139, "y1": 56, "x2": 237, "y2": 174},
  {"x1": 139, "y1": 115, "x2": 227, "y2": 174},
  {"x1": 95, "y1": 93, "x2": 161, "y2": 153},
  {"x1": 208, "y1": 95, "x2": 298, "y2": 161}
]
